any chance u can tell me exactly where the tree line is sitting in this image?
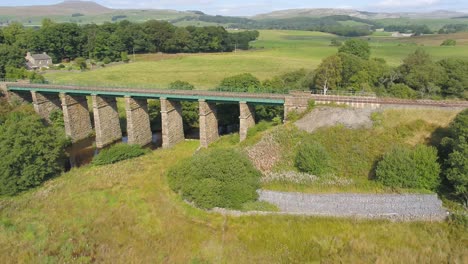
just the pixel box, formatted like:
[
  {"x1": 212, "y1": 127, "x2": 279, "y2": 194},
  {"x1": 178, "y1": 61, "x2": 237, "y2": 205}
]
[
  {"x1": 0, "y1": 20, "x2": 259, "y2": 78},
  {"x1": 313, "y1": 39, "x2": 468, "y2": 99}
]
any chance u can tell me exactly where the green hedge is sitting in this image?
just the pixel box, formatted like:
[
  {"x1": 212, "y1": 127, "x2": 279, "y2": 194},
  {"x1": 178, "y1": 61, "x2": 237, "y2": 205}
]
[
  {"x1": 375, "y1": 145, "x2": 441, "y2": 191},
  {"x1": 92, "y1": 143, "x2": 149, "y2": 166},
  {"x1": 167, "y1": 149, "x2": 261, "y2": 209}
]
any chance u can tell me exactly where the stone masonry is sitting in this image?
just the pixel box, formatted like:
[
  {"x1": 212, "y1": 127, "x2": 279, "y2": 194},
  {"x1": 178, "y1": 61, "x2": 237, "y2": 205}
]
[
  {"x1": 239, "y1": 101, "x2": 256, "y2": 142},
  {"x1": 199, "y1": 99, "x2": 219, "y2": 148},
  {"x1": 31, "y1": 91, "x2": 61, "y2": 122},
  {"x1": 284, "y1": 95, "x2": 309, "y2": 120},
  {"x1": 60, "y1": 93, "x2": 93, "y2": 143},
  {"x1": 92, "y1": 95, "x2": 122, "y2": 148},
  {"x1": 160, "y1": 98, "x2": 185, "y2": 148},
  {"x1": 125, "y1": 96, "x2": 152, "y2": 146},
  {"x1": 258, "y1": 191, "x2": 448, "y2": 221}
]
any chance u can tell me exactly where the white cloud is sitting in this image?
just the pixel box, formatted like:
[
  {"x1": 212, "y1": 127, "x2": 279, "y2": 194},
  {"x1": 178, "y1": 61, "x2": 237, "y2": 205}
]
[{"x1": 374, "y1": 0, "x2": 441, "y2": 8}]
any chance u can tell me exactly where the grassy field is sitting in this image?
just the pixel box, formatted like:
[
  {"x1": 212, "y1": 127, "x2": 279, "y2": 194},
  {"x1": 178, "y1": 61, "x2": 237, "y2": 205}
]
[
  {"x1": 44, "y1": 30, "x2": 468, "y2": 89},
  {"x1": 1, "y1": 140, "x2": 467, "y2": 262}
]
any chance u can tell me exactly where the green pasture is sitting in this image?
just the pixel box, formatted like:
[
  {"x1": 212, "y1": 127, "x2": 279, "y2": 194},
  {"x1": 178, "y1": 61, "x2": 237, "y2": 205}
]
[
  {"x1": 0, "y1": 140, "x2": 466, "y2": 262},
  {"x1": 44, "y1": 30, "x2": 468, "y2": 89}
]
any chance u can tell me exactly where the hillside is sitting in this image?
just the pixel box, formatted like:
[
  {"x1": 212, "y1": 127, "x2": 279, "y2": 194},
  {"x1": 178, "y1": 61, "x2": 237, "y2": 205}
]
[
  {"x1": 0, "y1": 106, "x2": 467, "y2": 262},
  {"x1": 253, "y1": 8, "x2": 466, "y2": 20},
  {"x1": 0, "y1": 1, "x2": 112, "y2": 16}
]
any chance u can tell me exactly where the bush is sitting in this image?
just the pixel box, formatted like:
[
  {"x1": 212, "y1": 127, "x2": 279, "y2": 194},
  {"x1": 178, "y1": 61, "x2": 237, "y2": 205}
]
[
  {"x1": 387, "y1": 83, "x2": 417, "y2": 99},
  {"x1": 169, "y1": 80, "x2": 195, "y2": 90},
  {"x1": 441, "y1": 39, "x2": 457, "y2": 46},
  {"x1": 295, "y1": 139, "x2": 331, "y2": 176},
  {"x1": 440, "y1": 109, "x2": 468, "y2": 205},
  {"x1": 0, "y1": 110, "x2": 67, "y2": 195},
  {"x1": 167, "y1": 149, "x2": 261, "y2": 209},
  {"x1": 375, "y1": 145, "x2": 441, "y2": 191},
  {"x1": 92, "y1": 143, "x2": 149, "y2": 166},
  {"x1": 218, "y1": 73, "x2": 261, "y2": 92},
  {"x1": 102, "y1": 57, "x2": 112, "y2": 64}
]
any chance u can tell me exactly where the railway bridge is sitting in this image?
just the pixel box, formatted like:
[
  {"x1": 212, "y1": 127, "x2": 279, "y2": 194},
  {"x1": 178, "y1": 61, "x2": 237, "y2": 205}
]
[{"x1": 2, "y1": 82, "x2": 467, "y2": 149}]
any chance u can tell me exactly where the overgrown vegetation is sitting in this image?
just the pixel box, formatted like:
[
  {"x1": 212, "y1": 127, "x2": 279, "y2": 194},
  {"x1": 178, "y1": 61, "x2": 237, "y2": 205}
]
[
  {"x1": 440, "y1": 109, "x2": 468, "y2": 205},
  {"x1": 375, "y1": 145, "x2": 441, "y2": 191},
  {"x1": 168, "y1": 148, "x2": 261, "y2": 209},
  {"x1": 295, "y1": 139, "x2": 331, "y2": 176},
  {"x1": 1, "y1": 141, "x2": 466, "y2": 262},
  {"x1": 0, "y1": 102, "x2": 67, "y2": 196},
  {"x1": 92, "y1": 143, "x2": 149, "y2": 166}
]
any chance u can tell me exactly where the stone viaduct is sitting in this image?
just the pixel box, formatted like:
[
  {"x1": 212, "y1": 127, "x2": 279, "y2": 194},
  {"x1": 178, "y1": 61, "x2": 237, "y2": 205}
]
[{"x1": 2, "y1": 83, "x2": 467, "y2": 149}]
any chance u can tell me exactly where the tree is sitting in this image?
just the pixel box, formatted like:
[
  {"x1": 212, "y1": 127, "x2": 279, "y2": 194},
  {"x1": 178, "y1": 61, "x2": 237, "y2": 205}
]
[
  {"x1": 338, "y1": 39, "x2": 371, "y2": 59},
  {"x1": 314, "y1": 55, "x2": 342, "y2": 94},
  {"x1": 438, "y1": 58, "x2": 468, "y2": 98},
  {"x1": 0, "y1": 109, "x2": 67, "y2": 195},
  {"x1": 440, "y1": 109, "x2": 468, "y2": 205},
  {"x1": 0, "y1": 44, "x2": 25, "y2": 79},
  {"x1": 399, "y1": 49, "x2": 446, "y2": 97}
]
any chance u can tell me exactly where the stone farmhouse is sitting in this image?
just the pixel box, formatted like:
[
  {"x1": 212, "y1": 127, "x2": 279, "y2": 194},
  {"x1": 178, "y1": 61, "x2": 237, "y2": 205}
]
[{"x1": 25, "y1": 52, "x2": 52, "y2": 70}]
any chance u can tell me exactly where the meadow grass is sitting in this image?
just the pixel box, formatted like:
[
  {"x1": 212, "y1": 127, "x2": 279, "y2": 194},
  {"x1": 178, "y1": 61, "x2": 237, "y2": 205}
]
[
  {"x1": 44, "y1": 30, "x2": 468, "y2": 89},
  {"x1": 260, "y1": 107, "x2": 462, "y2": 193},
  {"x1": 1, "y1": 140, "x2": 467, "y2": 262}
]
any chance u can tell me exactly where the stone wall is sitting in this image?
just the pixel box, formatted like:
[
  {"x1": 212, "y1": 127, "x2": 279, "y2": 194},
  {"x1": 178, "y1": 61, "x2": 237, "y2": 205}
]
[
  {"x1": 61, "y1": 93, "x2": 93, "y2": 143},
  {"x1": 199, "y1": 99, "x2": 219, "y2": 148},
  {"x1": 284, "y1": 95, "x2": 309, "y2": 120},
  {"x1": 239, "y1": 101, "x2": 256, "y2": 142},
  {"x1": 160, "y1": 98, "x2": 185, "y2": 148},
  {"x1": 31, "y1": 91, "x2": 61, "y2": 122},
  {"x1": 92, "y1": 95, "x2": 122, "y2": 148}
]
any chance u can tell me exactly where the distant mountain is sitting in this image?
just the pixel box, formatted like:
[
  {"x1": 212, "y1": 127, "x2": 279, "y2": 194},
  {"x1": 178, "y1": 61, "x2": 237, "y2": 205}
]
[
  {"x1": 253, "y1": 8, "x2": 466, "y2": 20},
  {"x1": 0, "y1": 1, "x2": 113, "y2": 16}
]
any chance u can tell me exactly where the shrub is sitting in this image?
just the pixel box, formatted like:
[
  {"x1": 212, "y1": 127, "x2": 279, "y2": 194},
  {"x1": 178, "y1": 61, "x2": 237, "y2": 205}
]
[
  {"x1": 167, "y1": 149, "x2": 261, "y2": 209},
  {"x1": 0, "y1": 110, "x2": 67, "y2": 195},
  {"x1": 218, "y1": 73, "x2": 261, "y2": 92},
  {"x1": 295, "y1": 139, "x2": 331, "y2": 176},
  {"x1": 441, "y1": 39, "x2": 457, "y2": 46},
  {"x1": 92, "y1": 143, "x2": 149, "y2": 166},
  {"x1": 375, "y1": 145, "x2": 441, "y2": 191},
  {"x1": 169, "y1": 80, "x2": 195, "y2": 90},
  {"x1": 440, "y1": 109, "x2": 468, "y2": 205},
  {"x1": 387, "y1": 83, "x2": 417, "y2": 99},
  {"x1": 74, "y1": 57, "x2": 87, "y2": 70},
  {"x1": 102, "y1": 57, "x2": 112, "y2": 64}
]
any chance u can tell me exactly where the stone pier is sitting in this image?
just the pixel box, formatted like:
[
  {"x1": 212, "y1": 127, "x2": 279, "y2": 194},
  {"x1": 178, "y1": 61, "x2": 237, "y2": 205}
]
[
  {"x1": 6, "y1": 91, "x2": 33, "y2": 104},
  {"x1": 199, "y1": 99, "x2": 219, "y2": 148},
  {"x1": 239, "y1": 101, "x2": 255, "y2": 142},
  {"x1": 125, "y1": 96, "x2": 152, "y2": 146},
  {"x1": 92, "y1": 95, "x2": 122, "y2": 148},
  {"x1": 284, "y1": 95, "x2": 309, "y2": 120},
  {"x1": 60, "y1": 93, "x2": 93, "y2": 142},
  {"x1": 160, "y1": 98, "x2": 184, "y2": 148},
  {"x1": 31, "y1": 91, "x2": 61, "y2": 122}
]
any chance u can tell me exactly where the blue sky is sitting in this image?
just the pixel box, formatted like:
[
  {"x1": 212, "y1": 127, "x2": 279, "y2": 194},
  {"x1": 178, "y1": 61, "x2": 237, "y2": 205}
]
[{"x1": 2, "y1": 0, "x2": 468, "y2": 16}]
